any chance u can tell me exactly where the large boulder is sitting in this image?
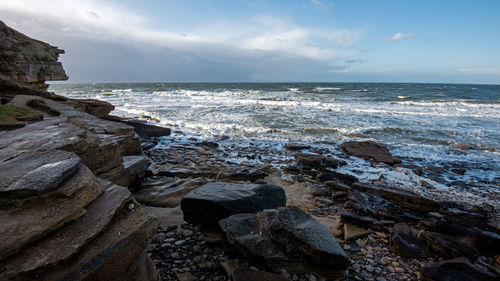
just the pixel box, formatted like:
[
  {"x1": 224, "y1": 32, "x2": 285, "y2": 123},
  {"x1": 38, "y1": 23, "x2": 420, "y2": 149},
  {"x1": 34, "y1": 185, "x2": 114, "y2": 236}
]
[
  {"x1": 181, "y1": 182, "x2": 286, "y2": 226},
  {"x1": 340, "y1": 141, "x2": 401, "y2": 165},
  {"x1": 219, "y1": 206, "x2": 350, "y2": 279},
  {"x1": 420, "y1": 258, "x2": 500, "y2": 281}
]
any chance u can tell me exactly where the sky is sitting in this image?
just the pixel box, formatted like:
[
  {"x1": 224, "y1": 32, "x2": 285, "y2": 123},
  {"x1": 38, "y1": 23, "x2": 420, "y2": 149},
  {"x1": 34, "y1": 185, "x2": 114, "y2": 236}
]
[{"x1": 1, "y1": 0, "x2": 499, "y2": 84}]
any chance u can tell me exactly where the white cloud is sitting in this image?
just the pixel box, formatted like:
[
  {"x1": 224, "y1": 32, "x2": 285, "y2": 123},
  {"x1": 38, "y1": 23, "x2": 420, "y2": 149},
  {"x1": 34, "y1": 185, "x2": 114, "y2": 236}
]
[
  {"x1": 459, "y1": 67, "x2": 500, "y2": 75},
  {"x1": 0, "y1": 0, "x2": 359, "y2": 62},
  {"x1": 306, "y1": 0, "x2": 334, "y2": 12},
  {"x1": 383, "y1": 32, "x2": 416, "y2": 42}
]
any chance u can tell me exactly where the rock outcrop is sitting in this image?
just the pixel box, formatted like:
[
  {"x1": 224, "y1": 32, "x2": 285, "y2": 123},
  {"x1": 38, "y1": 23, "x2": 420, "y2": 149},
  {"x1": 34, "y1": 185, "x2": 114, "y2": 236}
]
[
  {"x1": 0, "y1": 20, "x2": 67, "y2": 90},
  {"x1": 0, "y1": 21, "x2": 159, "y2": 281},
  {"x1": 219, "y1": 206, "x2": 350, "y2": 279}
]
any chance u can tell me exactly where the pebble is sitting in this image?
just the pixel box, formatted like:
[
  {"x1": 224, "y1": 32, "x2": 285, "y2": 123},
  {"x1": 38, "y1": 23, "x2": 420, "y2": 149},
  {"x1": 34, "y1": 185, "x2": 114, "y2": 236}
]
[
  {"x1": 365, "y1": 265, "x2": 374, "y2": 273},
  {"x1": 379, "y1": 257, "x2": 390, "y2": 265}
]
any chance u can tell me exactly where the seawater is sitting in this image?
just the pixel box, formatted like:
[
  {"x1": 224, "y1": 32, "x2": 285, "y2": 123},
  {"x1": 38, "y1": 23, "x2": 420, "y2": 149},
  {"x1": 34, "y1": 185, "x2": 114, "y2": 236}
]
[{"x1": 50, "y1": 82, "x2": 500, "y2": 206}]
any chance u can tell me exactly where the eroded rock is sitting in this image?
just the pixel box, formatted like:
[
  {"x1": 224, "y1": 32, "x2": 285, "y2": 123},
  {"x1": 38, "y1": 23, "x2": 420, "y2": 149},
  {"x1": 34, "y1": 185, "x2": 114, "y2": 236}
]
[
  {"x1": 219, "y1": 206, "x2": 350, "y2": 279},
  {"x1": 340, "y1": 141, "x2": 401, "y2": 165}
]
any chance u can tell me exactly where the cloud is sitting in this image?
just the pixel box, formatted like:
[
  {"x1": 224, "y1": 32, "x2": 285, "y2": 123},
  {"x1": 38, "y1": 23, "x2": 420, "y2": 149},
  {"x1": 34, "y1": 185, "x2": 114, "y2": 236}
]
[
  {"x1": 0, "y1": 0, "x2": 359, "y2": 61},
  {"x1": 0, "y1": 0, "x2": 364, "y2": 81},
  {"x1": 305, "y1": 0, "x2": 334, "y2": 12},
  {"x1": 383, "y1": 32, "x2": 416, "y2": 42},
  {"x1": 345, "y1": 59, "x2": 363, "y2": 64},
  {"x1": 459, "y1": 67, "x2": 500, "y2": 75}
]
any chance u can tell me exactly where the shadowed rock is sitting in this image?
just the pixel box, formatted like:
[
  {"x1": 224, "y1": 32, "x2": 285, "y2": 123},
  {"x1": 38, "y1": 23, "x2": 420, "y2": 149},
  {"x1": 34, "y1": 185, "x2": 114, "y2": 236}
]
[
  {"x1": 389, "y1": 223, "x2": 431, "y2": 258},
  {"x1": 219, "y1": 206, "x2": 350, "y2": 279},
  {"x1": 181, "y1": 182, "x2": 286, "y2": 226},
  {"x1": 420, "y1": 257, "x2": 500, "y2": 281},
  {"x1": 1, "y1": 180, "x2": 132, "y2": 276}
]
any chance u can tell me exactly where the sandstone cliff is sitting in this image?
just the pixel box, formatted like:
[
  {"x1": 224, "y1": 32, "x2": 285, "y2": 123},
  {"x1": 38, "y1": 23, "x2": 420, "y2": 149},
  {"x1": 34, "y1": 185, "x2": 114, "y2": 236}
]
[
  {"x1": 0, "y1": 20, "x2": 67, "y2": 90},
  {"x1": 0, "y1": 21, "x2": 160, "y2": 281}
]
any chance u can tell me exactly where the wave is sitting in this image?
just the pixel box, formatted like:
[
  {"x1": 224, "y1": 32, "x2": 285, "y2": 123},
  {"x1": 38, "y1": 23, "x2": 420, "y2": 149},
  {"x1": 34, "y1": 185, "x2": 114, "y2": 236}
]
[{"x1": 315, "y1": 87, "x2": 342, "y2": 91}]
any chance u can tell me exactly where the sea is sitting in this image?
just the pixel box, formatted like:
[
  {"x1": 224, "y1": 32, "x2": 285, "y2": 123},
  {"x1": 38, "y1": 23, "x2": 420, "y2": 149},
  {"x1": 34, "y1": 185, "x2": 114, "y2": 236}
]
[{"x1": 50, "y1": 82, "x2": 500, "y2": 208}]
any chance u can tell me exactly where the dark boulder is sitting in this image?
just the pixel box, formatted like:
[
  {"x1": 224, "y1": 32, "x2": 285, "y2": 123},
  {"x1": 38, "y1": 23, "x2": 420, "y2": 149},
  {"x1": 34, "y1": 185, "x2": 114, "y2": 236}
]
[
  {"x1": 105, "y1": 115, "x2": 171, "y2": 137},
  {"x1": 352, "y1": 182, "x2": 440, "y2": 213},
  {"x1": 295, "y1": 153, "x2": 342, "y2": 169},
  {"x1": 181, "y1": 182, "x2": 286, "y2": 226},
  {"x1": 420, "y1": 257, "x2": 500, "y2": 281},
  {"x1": 219, "y1": 206, "x2": 350, "y2": 279},
  {"x1": 317, "y1": 171, "x2": 359, "y2": 185},
  {"x1": 340, "y1": 141, "x2": 401, "y2": 165},
  {"x1": 419, "y1": 231, "x2": 479, "y2": 260},
  {"x1": 389, "y1": 223, "x2": 431, "y2": 258}
]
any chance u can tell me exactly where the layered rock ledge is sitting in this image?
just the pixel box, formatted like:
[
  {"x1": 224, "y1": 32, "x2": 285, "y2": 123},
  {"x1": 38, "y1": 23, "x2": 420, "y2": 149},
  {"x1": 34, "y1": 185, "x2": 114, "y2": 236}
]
[{"x1": 0, "y1": 21, "x2": 164, "y2": 281}]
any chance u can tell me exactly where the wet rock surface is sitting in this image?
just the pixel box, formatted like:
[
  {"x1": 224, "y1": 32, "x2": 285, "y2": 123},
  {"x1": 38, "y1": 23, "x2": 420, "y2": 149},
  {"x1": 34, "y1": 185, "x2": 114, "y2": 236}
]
[
  {"x1": 219, "y1": 206, "x2": 349, "y2": 279},
  {"x1": 182, "y1": 182, "x2": 286, "y2": 226},
  {"x1": 341, "y1": 141, "x2": 402, "y2": 165},
  {"x1": 136, "y1": 132, "x2": 500, "y2": 281}
]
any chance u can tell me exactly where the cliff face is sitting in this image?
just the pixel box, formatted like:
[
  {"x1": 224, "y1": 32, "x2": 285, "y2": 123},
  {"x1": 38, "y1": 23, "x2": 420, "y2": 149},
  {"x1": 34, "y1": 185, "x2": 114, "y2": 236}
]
[
  {"x1": 0, "y1": 20, "x2": 67, "y2": 90},
  {"x1": 0, "y1": 21, "x2": 161, "y2": 281}
]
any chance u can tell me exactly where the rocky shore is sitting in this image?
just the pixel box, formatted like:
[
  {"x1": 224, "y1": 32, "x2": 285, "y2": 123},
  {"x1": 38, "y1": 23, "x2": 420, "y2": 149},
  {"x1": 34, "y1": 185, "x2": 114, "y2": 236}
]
[{"x1": 1, "y1": 20, "x2": 499, "y2": 281}]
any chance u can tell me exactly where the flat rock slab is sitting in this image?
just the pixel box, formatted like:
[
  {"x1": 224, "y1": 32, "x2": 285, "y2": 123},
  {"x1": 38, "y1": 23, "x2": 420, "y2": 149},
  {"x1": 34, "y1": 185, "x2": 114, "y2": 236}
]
[
  {"x1": 340, "y1": 141, "x2": 401, "y2": 165},
  {"x1": 134, "y1": 177, "x2": 207, "y2": 208},
  {"x1": 344, "y1": 223, "x2": 372, "y2": 240},
  {"x1": 420, "y1": 257, "x2": 500, "y2": 281},
  {"x1": 352, "y1": 182, "x2": 440, "y2": 213},
  {"x1": 11, "y1": 198, "x2": 158, "y2": 281},
  {"x1": 144, "y1": 206, "x2": 184, "y2": 228},
  {"x1": 0, "y1": 165, "x2": 103, "y2": 261},
  {"x1": 219, "y1": 206, "x2": 349, "y2": 279},
  {"x1": 1, "y1": 179, "x2": 132, "y2": 276},
  {"x1": 0, "y1": 150, "x2": 79, "y2": 198},
  {"x1": 181, "y1": 182, "x2": 286, "y2": 226}
]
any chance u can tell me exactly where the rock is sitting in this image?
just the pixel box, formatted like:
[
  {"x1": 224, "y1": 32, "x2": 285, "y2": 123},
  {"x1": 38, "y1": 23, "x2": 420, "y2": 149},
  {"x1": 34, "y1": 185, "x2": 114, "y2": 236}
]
[
  {"x1": 340, "y1": 141, "x2": 401, "y2": 165},
  {"x1": 230, "y1": 268, "x2": 288, "y2": 281},
  {"x1": 0, "y1": 150, "x2": 80, "y2": 199},
  {"x1": 379, "y1": 257, "x2": 390, "y2": 265},
  {"x1": 99, "y1": 155, "x2": 148, "y2": 187},
  {"x1": 104, "y1": 115, "x2": 171, "y2": 137},
  {"x1": 144, "y1": 206, "x2": 184, "y2": 229},
  {"x1": 352, "y1": 182, "x2": 440, "y2": 213},
  {"x1": 389, "y1": 223, "x2": 430, "y2": 258},
  {"x1": 68, "y1": 98, "x2": 114, "y2": 118},
  {"x1": 451, "y1": 168, "x2": 466, "y2": 175},
  {"x1": 219, "y1": 206, "x2": 350, "y2": 279},
  {"x1": 1, "y1": 179, "x2": 132, "y2": 276},
  {"x1": 419, "y1": 231, "x2": 479, "y2": 260},
  {"x1": 324, "y1": 181, "x2": 351, "y2": 191},
  {"x1": 230, "y1": 168, "x2": 268, "y2": 182},
  {"x1": 26, "y1": 98, "x2": 60, "y2": 116},
  {"x1": 181, "y1": 182, "x2": 286, "y2": 226},
  {"x1": 317, "y1": 171, "x2": 359, "y2": 185},
  {"x1": 0, "y1": 158, "x2": 102, "y2": 260},
  {"x1": 176, "y1": 272, "x2": 197, "y2": 281},
  {"x1": 420, "y1": 257, "x2": 500, "y2": 281},
  {"x1": 285, "y1": 143, "x2": 311, "y2": 150},
  {"x1": 344, "y1": 224, "x2": 372, "y2": 240},
  {"x1": 0, "y1": 20, "x2": 67, "y2": 90},
  {"x1": 295, "y1": 153, "x2": 342, "y2": 169},
  {"x1": 134, "y1": 177, "x2": 208, "y2": 208},
  {"x1": 340, "y1": 211, "x2": 383, "y2": 229}
]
